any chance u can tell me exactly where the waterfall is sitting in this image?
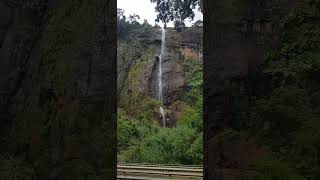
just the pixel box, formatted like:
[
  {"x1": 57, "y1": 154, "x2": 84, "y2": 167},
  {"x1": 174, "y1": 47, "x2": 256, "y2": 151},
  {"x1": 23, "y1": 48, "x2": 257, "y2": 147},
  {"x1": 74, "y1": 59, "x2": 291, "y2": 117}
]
[
  {"x1": 159, "y1": 27, "x2": 166, "y2": 127},
  {"x1": 159, "y1": 106, "x2": 165, "y2": 127}
]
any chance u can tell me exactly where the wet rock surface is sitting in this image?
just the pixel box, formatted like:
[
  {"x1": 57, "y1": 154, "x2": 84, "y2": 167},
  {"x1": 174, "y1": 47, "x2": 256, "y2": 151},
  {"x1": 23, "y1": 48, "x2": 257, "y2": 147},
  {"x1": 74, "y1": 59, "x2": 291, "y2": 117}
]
[
  {"x1": 118, "y1": 26, "x2": 203, "y2": 127},
  {"x1": 149, "y1": 27, "x2": 203, "y2": 125}
]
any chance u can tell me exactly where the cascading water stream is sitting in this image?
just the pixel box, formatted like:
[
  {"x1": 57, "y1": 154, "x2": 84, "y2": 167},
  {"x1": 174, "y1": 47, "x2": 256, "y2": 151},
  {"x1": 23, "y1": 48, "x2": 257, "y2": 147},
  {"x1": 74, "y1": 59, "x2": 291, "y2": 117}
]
[{"x1": 159, "y1": 27, "x2": 166, "y2": 127}]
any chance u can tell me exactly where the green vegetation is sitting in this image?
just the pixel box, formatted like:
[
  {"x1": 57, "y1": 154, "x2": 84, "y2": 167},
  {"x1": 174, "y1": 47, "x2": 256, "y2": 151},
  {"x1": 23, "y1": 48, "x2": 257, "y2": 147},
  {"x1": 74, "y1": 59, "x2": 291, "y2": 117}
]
[
  {"x1": 228, "y1": 1, "x2": 320, "y2": 179},
  {"x1": 248, "y1": 155, "x2": 304, "y2": 180},
  {"x1": 117, "y1": 60, "x2": 203, "y2": 164},
  {"x1": 117, "y1": 11, "x2": 203, "y2": 164},
  {"x1": 0, "y1": 155, "x2": 35, "y2": 180},
  {"x1": 150, "y1": 0, "x2": 202, "y2": 31}
]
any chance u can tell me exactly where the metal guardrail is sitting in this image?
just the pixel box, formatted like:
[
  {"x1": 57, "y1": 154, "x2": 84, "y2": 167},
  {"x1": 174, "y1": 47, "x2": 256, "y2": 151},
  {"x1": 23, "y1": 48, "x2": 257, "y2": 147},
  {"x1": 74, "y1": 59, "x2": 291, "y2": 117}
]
[
  {"x1": 118, "y1": 163, "x2": 203, "y2": 168},
  {"x1": 117, "y1": 164, "x2": 203, "y2": 180}
]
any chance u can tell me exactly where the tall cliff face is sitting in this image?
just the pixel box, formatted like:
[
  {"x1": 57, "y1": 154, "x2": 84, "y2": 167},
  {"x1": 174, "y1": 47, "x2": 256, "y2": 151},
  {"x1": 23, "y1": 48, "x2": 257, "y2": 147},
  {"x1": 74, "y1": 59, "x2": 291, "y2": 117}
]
[
  {"x1": 0, "y1": 0, "x2": 116, "y2": 179},
  {"x1": 117, "y1": 26, "x2": 202, "y2": 126},
  {"x1": 155, "y1": 28, "x2": 203, "y2": 106},
  {"x1": 117, "y1": 26, "x2": 159, "y2": 109},
  {"x1": 117, "y1": 24, "x2": 203, "y2": 164},
  {"x1": 205, "y1": 0, "x2": 314, "y2": 179}
]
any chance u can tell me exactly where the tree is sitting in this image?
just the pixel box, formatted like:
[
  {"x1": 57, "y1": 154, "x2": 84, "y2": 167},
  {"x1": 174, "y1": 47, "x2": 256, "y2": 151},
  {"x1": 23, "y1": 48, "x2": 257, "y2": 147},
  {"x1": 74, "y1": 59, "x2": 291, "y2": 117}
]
[
  {"x1": 117, "y1": 8, "x2": 125, "y2": 20},
  {"x1": 150, "y1": 0, "x2": 202, "y2": 30},
  {"x1": 192, "y1": 20, "x2": 203, "y2": 27},
  {"x1": 117, "y1": 9, "x2": 149, "y2": 39},
  {"x1": 174, "y1": 20, "x2": 185, "y2": 32},
  {"x1": 128, "y1": 14, "x2": 140, "y2": 24}
]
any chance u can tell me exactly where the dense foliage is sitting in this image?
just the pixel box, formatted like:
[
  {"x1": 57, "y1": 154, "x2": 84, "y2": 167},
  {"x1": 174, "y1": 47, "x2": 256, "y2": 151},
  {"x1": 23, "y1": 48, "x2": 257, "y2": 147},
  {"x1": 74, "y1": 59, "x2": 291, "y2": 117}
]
[
  {"x1": 0, "y1": 155, "x2": 35, "y2": 180},
  {"x1": 117, "y1": 61, "x2": 203, "y2": 164},
  {"x1": 230, "y1": 2, "x2": 320, "y2": 179},
  {"x1": 150, "y1": 0, "x2": 202, "y2": 31},
  {"x1": 117, "y1": 60, "x2": 203, "y2": 165}
]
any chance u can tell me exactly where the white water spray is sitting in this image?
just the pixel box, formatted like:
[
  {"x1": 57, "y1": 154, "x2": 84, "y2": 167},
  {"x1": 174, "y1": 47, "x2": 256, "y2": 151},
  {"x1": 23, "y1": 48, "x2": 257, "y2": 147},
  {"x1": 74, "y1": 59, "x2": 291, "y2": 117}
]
[{"x1": 159, "y1": 27, "x2": 166, "y2": 127}]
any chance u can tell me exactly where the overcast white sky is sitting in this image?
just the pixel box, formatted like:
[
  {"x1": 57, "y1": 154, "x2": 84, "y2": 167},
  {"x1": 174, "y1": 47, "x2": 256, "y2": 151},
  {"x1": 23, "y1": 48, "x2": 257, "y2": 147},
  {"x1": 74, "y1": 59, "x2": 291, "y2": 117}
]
[{"x1": 117, "y1": 0, "x2": 203, "y2": 27}]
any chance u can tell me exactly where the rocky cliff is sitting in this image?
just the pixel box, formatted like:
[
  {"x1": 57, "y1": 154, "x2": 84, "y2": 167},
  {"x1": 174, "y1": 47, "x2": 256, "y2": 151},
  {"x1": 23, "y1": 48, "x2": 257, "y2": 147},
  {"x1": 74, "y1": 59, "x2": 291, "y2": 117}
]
[
  {"x1": 205, "y1": 0, "x2": 316, "y2": 179},
  {"x1": 117, "y1": 26, "x2": 202, "y2": 126},
  {"x1": 0, "y1": 0, "x2": 116, "y2": 179}
]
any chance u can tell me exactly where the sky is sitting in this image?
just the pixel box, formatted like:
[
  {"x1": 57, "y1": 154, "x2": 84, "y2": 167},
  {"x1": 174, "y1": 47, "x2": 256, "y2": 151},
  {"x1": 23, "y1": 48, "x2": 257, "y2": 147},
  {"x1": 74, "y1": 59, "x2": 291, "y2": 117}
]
[{"x1": 117, "y1": 0, "x2": 203, "y2": 27}]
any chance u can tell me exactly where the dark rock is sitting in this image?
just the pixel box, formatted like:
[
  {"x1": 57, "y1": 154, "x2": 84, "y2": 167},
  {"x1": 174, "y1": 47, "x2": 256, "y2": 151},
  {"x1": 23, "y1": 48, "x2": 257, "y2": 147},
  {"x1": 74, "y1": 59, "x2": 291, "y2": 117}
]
[
  {"x1": 205, "y1": 0, "x2": 310, "y2": 179},
  {"x1": 0, "y1": 0, "x2": 117, "y2": 179}
]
